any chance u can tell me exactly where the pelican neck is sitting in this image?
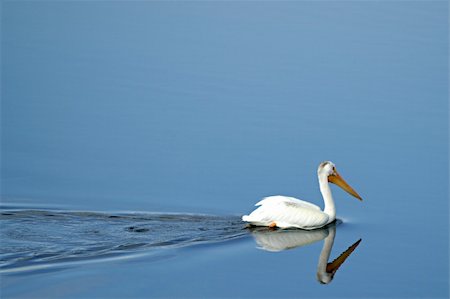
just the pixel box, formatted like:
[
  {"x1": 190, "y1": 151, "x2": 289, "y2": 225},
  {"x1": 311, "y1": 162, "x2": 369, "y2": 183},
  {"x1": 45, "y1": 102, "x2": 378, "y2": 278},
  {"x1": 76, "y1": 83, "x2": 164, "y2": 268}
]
[{"x1": 318, "y1": 174, "x2": 336, "y2": 222}]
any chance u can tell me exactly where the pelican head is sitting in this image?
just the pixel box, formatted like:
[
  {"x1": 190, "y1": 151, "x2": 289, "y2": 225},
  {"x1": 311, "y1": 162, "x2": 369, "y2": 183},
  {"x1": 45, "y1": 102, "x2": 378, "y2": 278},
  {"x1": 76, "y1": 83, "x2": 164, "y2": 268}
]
[{"x1": 318, "y1": 161, "x2": 363, "y2": 201}]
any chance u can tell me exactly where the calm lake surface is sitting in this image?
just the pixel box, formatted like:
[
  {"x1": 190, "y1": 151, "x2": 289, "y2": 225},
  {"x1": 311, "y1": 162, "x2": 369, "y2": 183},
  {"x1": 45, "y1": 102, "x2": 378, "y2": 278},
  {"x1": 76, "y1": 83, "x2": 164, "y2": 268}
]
[{"x1": 1, "y1": 1, "x2": 448, "y2": 298}]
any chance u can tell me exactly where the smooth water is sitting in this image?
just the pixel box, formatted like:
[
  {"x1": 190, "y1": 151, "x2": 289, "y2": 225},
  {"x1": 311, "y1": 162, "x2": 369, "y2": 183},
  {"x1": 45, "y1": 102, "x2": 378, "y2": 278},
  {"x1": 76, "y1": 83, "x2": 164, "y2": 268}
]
[{"x1": 1, "y1": 1, "x2": 448, "y2": 298}]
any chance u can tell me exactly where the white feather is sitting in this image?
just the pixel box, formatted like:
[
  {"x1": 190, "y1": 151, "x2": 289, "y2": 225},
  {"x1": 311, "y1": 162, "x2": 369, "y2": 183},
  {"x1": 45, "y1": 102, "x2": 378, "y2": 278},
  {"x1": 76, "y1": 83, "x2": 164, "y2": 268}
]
[
  {"x1": 242, "y1": 195, "x2": 329, "y2": 230},
  {"x1": 255, "y1": 196, "x2": 321, "y2": 210}
]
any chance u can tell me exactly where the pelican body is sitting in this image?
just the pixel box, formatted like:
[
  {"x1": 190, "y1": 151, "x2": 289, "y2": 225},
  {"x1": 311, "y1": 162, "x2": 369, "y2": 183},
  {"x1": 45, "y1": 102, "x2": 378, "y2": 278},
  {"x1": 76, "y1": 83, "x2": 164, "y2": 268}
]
[{"x1": 242, "y1": 161, "x2": 362, "y2": 230}]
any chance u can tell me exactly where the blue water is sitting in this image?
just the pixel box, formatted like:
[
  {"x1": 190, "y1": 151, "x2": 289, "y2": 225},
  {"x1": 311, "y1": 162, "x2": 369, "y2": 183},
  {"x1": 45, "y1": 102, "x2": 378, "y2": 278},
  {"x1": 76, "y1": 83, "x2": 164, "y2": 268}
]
[{"x1": 1, "y1": 1, "x2": 448, "y2": 298}]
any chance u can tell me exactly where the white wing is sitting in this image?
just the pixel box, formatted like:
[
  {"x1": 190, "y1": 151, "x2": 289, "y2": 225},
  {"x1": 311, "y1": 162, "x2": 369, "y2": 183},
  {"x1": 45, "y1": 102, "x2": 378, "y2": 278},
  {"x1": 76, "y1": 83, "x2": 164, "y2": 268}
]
[
  {"x1": 255, "y1": 196, "x2": 321, "y2": 210},
  {"x1": 242, "y1": 195, "x2": 329, "y2": 229}
]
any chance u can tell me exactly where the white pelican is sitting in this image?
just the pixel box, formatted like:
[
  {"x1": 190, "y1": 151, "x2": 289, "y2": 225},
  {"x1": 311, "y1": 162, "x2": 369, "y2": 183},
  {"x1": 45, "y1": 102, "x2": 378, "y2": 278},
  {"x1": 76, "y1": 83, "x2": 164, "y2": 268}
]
[{"x1": 242, "y1": 161, "x2": 362, "y2": 229}]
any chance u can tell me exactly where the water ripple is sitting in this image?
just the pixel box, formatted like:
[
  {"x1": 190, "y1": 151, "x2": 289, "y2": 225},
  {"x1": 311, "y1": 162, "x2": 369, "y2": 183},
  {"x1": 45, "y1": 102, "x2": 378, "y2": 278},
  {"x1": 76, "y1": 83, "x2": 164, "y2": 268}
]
[{"x1": 0, "y1": 210, "x2": 247, "y2": 273}]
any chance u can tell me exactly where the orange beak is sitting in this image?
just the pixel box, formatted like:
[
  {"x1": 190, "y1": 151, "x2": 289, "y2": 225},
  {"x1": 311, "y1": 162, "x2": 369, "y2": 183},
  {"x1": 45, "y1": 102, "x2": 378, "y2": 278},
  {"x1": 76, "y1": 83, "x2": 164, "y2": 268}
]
[{"x1": 328, "y1": 170, "x2": 363, "y2": 201}]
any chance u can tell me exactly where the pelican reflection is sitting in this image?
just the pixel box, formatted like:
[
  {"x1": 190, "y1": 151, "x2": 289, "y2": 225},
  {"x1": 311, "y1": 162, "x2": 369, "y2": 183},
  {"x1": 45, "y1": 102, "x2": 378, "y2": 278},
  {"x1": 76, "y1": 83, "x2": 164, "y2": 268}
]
[{"x1": 248, "y1": 223, "x2": 361, "y2": 284}]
